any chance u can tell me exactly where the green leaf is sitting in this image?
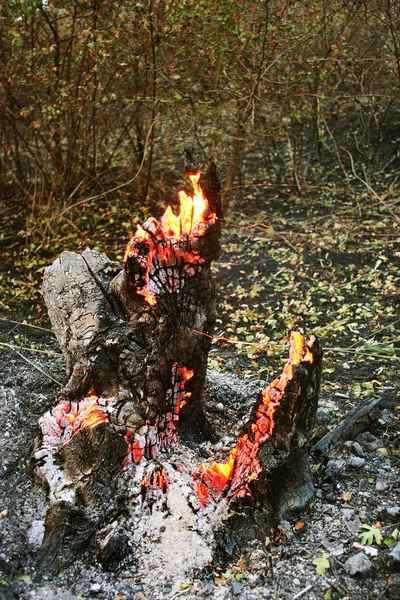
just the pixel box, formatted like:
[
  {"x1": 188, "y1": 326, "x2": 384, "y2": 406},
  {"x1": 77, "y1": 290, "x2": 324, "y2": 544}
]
[
  {"x1": 235, "y1": 573, "x2": 244, "y2": 581},
  {"x1": 384, "y1": 528, "x2": 399, "y2": 548},
  {"x1": 312, "y1": 552, "x2": 330, "y2": 575},
  {"x1": 358, "y1": 524, "x2": 383, "y2": 546},
  {"x1": 221, "y1": 569, "x2": 232, "y2": 580},
  {"x1": 15, "y1": 574, "x2": 32, "y2": 585}
]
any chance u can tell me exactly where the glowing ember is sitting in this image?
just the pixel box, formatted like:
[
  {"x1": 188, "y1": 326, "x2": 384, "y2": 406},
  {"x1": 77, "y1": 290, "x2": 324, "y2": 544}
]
[
  {"x1": 124, "y1": 364, "x2": 193, "y2": 467},
  {"x1": 141, "y1": 466, "x2": 169, "y2": 495},
  {"x1": 39, "y1": 392, "x2": 109, "y2": 446},
  {"x1": 193, "y1": 332, "x2": 316, "y2": 506},
  {"x1": 124, "y1": 170, "x2": 217, "y2": 305}
]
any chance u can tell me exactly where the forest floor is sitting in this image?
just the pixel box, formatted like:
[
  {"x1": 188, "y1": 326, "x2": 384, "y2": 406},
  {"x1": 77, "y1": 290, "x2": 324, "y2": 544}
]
[{"x1": 0, "y1": 153, "x2": 400, "y2": 599}]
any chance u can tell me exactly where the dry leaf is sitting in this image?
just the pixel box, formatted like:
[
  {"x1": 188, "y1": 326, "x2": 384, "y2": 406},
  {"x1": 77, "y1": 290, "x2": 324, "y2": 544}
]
[
  {"x1": 341, "y1": 491, "x2": 353, "y2": 502},
  {"x1": 237, "y1": 557, "x2": 248, "y2": 571},
  {"x1": 214, "y1": 577, "x2": 227, "y2": 585},
  {"x1": 180, "y1": 582, "x2": 192, "y2": 590},
  {"x1": 294, "y1": 521, "x2": 305, "y2": 530},
  {"x1": 232, "y1": 566, "x2": 241, "y2": 573}
]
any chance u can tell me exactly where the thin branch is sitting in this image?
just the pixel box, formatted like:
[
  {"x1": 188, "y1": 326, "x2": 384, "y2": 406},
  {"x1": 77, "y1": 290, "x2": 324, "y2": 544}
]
[
  {"x1": 3, "y1": 345, "x2": 63, "y2": 386},
  {"x1": 59, "y1": 114, "x2": 159, "y2": 216},
  {"x1": 342, "y1": 146, "x2": 400, "y2": 225},
  {"x1": 0, "y1": 342, "x2": 62, "y2": 357},
  {"x1": 0, "y1": 318, "x2": 54, "y2": 333}
]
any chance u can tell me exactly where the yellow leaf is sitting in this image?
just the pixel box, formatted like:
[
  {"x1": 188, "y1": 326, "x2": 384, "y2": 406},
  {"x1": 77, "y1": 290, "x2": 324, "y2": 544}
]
[
  {"x1": 180, "y1": 582, "x2": 192, "y2": 590},
  {"x1": 341, "y1": 491, "x2": 353, "y2": 502}
]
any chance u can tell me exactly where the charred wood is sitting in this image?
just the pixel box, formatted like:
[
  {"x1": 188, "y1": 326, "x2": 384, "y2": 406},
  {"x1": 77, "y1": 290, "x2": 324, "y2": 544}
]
[
  {"x1": 193, "y1": 332, "x2": 322, "y2": 559},
  {"x1": 313, "y1": 395, "x2": 386, "y2": 456}
]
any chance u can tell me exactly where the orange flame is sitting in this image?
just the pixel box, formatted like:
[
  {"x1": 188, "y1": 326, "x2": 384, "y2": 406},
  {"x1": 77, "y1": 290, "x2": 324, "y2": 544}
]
[
  {"x1": 161, "y1": 172, "x2": 214, "y2": 238},
  {"x1": 124, "y1": 170, "x2": 217, "y2": 306},
  {"x1": 193, "y1": 331, "x2": 316, "y2": 505}
]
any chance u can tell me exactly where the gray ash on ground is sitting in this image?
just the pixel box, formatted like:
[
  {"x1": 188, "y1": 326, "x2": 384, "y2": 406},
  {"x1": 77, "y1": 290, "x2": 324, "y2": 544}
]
[{"x1": 0, "y1": 316, "x2": 399, "y2": 599}]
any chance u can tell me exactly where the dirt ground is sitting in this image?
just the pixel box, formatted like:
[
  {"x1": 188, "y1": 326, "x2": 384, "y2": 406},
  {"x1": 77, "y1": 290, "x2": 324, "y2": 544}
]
[{"x1": 1, "y1": 153, "x2": 400, "y2": 599}]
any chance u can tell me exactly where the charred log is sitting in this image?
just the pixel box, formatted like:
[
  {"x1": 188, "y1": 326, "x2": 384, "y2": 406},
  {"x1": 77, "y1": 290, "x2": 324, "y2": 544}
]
[
  {"x1": 313, "y1": 395, "x2": 385, "y2": 456},
  {"x1": 35, "y1": 159, "x2": 221, "y2": 569},
  {"x1": 193, "y1": 332, "x2": 322, "y2": 558}
]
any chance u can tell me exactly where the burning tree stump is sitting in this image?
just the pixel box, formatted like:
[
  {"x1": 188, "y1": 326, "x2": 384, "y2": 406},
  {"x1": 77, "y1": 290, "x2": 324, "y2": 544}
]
[{"x1": 33, "y1": 152, "x2": 322, "y2": 583}]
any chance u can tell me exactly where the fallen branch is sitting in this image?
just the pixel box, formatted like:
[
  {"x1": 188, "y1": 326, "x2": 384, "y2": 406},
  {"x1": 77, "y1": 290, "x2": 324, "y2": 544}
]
[{"x1": 313, "y1": 395, "x2": 385, "y2": 455}]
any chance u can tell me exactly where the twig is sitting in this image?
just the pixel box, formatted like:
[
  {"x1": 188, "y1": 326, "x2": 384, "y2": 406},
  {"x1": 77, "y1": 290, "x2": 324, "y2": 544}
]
[
  {"x1": 292, "y1": 585, "x2": 312, "y2": 600},
  {"x1": 225, "y1": 182, "x2": 351, "y2": 193},
  {"x1": 0, "y1": 317, "x2": 54, "y2": 334},
  {"x1": 193, "y1": 329, "x2": 267, "y2": 351},
  {"x1": 376, "y1": 574, "x2": 399, "y2": 599},
  {"x1": 193, "y1": 329, "x2": 399, "y2": 361},
  {"x1": 60, "y1": 114, "x2": 159, "y2": 216},
  {"x1": 10, "y1": 347, "x2": 62, "y2": 386},
  {"x1": 0, "y1": 342, "x2": 62, "y2": 357},
  {"x1": 342, "y1": 147, "x2": 400, "y2": 226},
  {"x1": 325, "y1": 347, "x2": 399, "y2": 360}
]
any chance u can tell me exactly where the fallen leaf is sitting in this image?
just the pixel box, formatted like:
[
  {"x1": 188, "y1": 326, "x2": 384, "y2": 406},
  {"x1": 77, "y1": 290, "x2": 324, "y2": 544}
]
[
  {"x1": 231, "y1": 566, "x2": 241, "y2": 573},
  {"x1": 15, "y1": 575, "x2": 32, "y2": 585},
  {"x1": 294, "y1": 521, "x2": 305, "y2": 530},
  {"x1": 0, "y1": 510, "x2": 8, "y2": 520},
  {"x1": 180, "y1": 582, "x2": 192, "y2": 590},
  {"x1": 377, "y1": 448, "x2": 389, "y2": 457},
  {"x1": 341, "y1": 491, "x2": 353, "y2": 502},
  {"x1": 312, "y1": 552, "x2": 330, "y2": 575},
  {"x1": 359, "y1": 524, "x2": 383, "y2": 546},
  {"x1": 214, "y1": 577, "x2": 227, "y2": 585}
]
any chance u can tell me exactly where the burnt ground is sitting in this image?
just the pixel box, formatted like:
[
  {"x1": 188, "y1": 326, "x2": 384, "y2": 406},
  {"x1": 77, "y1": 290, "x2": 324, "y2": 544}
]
[{"x1": 1, "y1": 158, "x2": 400, "y2": 600}]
